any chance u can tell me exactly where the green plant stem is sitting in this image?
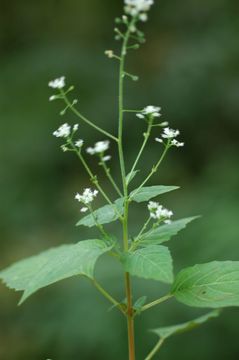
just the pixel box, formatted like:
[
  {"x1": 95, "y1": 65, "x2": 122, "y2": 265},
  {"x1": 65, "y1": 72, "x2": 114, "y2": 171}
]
[
  {"x1": 100, "y1": 160, "x2": 123, "y2": 197},
  {"x1": 135, "y1": 216, "x2": 151, "y2": 240},
  {"x1": 92, "y1": 280, "x2": 124, "y2": 314},
  {"x1": 87, "y1": 204, "x2": 110, "y2": 239},
  {"x1": 61, "y1": 92, "x2": 118, "y2": 142},
  {"x1": 118, "y1": 17, "x2": 137, "y2": 360},
  {"x1": 141, "y1": 294, "x2": 173, "y2": 312},
  {"x1": 129, "y1": 143, "x2": 170, "y2": 201},
  {"x1": 144, "y1": 338, "x2": 165, "y2": 360},
  {"x1": 68, "y1": 140, "x2": 123, "y2": 221},
  {"x1": 128, "y1": 120, "x2": 153, "y2": 189}
]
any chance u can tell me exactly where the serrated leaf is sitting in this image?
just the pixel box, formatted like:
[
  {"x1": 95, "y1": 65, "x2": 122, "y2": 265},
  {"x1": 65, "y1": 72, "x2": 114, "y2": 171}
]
[
  {"x1": 122, "y1": 245, "x2": 174, "y2": 284},
  {"x1": 130, "y1": 185, "x2": 179, "y2": 203},
  {"x1": 151, "y1": 309, "x2": 220, "y2": 339},
  {"x1": 139, "y1": 217, "x2": 198, "y2": 246},
  {"x1": 126, "y1": 170, "x2": 139, "y2": 185},
  {"x1": 76, "y1": 198, "x2": 124, "y2": 227},
  {"x1": 0, "y1": 239, "x2": 110, "y2": 304},
  {"x1": 172, "y1": 261, "x2": 239, "y2": 308}
]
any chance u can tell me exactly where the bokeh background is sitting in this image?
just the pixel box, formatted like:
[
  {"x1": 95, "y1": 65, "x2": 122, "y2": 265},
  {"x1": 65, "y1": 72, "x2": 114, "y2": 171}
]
[{"x1": 0, "y1": 0, "x2": 239, "y2": 359}]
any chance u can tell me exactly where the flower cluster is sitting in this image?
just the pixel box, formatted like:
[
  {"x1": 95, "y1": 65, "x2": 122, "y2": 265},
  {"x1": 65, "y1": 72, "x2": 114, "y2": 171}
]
[
  {"x1": 136, "y1": 105, "x2": 161, "y2": 120},
  {"x1": 48, "y1": 76, "x2": 66, "y2": 89},
  {"x1": 155, "y1": 127, "x2": 184, "y2": 147},
  {"x1": 75, "y1": 188, "x2": 98, "y2": 212},
  {"x1": 53, "y1": 123, "x2": 84, "y2": 152},
  {"x1": 53, "y1": 123, "x2": 71, "y2": 138},
  {"x1": 148, "y1": 201, "x2": 173, "y2": 224},
  {"x1": 86, "y1": 141, "x2": 111, "y2": 161},
  {"x1": 124, "y1": 0, "x2": 154, "y2": 18}
]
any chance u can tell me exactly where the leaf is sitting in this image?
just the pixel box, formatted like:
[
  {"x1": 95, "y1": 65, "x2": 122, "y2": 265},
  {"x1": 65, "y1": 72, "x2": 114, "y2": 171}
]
[
  {"x1": 151, "y1": 309, "x2": 220, "y2": 339},
  {"x1": 0, "y1": 239, "x2": 110, "y2": 304},
  {"x1": 76, "y1": 198, "x2": 124, "y2": 227},
  {"x1": 126, "y1": 170, "x2": 139, "y2": 185},
  {"x1": 172, "y1": 261, "x2": 239, "y2": 308},
  {"x1": 139, "y1": 217, "x2": 198, "y2": 246},
  {"x1": 122, "y1": 245, "x2": 174, "y2": 284},
  {"x1": 130, "y1": 185, "x2": 179, "y2": 203}
]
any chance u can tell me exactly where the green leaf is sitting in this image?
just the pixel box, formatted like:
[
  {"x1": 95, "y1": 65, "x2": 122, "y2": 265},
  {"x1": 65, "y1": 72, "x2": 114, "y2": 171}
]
[
  {"x1": 172, "y1": 261, "x2": 239, "y2": 308},
  {"x1": 126, "y1": 170, "x2": 139, "y2": 185},
  {"x1": 151, "y1": 309, "x2": 220, "y2": 339},
  {"x1": 130, "y1": 185, "x2": 179, "y2": 203},
  {"x1": 139, "y1": 217, "x2": 198, "y2": 246},
  {"x1": 76, "y1": 198, "x2": 124, "y2": 227},
  {"x1": 122, "y1": 245, "x2": 174, "y2": 284},
  {"x1": 0, "y1": 239, "x2": 110, "y2": 304}
]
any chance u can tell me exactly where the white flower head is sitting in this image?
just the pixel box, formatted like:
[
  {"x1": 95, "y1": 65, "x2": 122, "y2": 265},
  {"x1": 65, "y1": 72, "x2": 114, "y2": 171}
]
[
  {"x1": 53, "y1": 123, "x2": 71, "y2": 138},
  {"x1": 148, "y1": 201, "x2": 173, "y2": 223},
  {"x1": 75, "y1": 188, "x2": 98, "y2": 206},
  {"x1": 162, "y1": 127, "x2": 180, "y2": 139},
  {"x1": 137, "y1": 105, "x2": 161, "y2": 119},
  {"x1": 86, "y1": 140, "x2": 110, "y2": 155},
  {"x1": 48, "y1": 76, "x2": 66, "y2": 89},
  {"x1": 124, "y1": 0, "x2": 154, "y2": 17},
  {"x1": 75, "y1": 139, "x2": 84, "y2": 148}
]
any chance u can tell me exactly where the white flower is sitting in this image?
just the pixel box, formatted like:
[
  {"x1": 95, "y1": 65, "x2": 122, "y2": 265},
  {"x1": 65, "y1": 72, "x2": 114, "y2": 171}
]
[
  {"x1": 80, "y1": 207, "x2": 88, "y2": 213},
  {"x1": 162, "y1": 127, "x2": 180, "y2": 139},
  {"x1": 102, "y1": 155, "x2": 111, "y2": 162},
  {"x1": 155, "y1": 127, "x2": 184, "y2": 148},
  {"x1": 53, "y1": 123, "x2": 71, "y2": 138},
  {"x1": 148, "y1": 201, "x2": 173, "y2": 223},
  {"x1": 105, "y1": 50, "x2": 114, "y2": 58},
  {"x1": 48, "y1": 76, "x2": 65, "y2": 89},
  {"x1": 75, "y1": 139, "x2": 84, "y2": 148},
  {"x1": 171, "y1": 139, "x2": 184, "y2": 147},
  {"x1": 75, "y1": 188, "x2": 98, "y2": 205},
  {"x1": 86, "y1": 140, "x2": 110, "y2": 155},
  {"x1": 139, "y1": 13, "x2": 148, "y2": 21},
  {"x1": 124, "y1": 0, "x2": 154, "y2": 16},
  {"x1": 136, "y1": 105, "x2": 161, "y2": 119},
  {"x1": 73, "y1": 124, "x2": 79, "y2": 131},
  {"x1": 61, "y1": 145, "x2": 69, "y2": 152}
]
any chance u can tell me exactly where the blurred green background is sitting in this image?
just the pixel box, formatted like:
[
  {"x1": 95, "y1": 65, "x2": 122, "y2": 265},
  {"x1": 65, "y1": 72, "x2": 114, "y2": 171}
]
[{"x1": 0, "y1": 0, "x2": 239, "y2": 359}]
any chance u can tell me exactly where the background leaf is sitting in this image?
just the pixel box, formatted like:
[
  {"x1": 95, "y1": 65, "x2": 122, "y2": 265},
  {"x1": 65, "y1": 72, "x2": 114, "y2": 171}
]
[
  {"x1": 139, "y1": 217, "x2": 198, "y2": 246},
  {"x1": 0, "y1": 239, "x2": 110, "y2": 304},
  {"x1": 151, "y1": 309, "x2": 220, "y2": 339},
  {"x1": 172, "y1": 261, "x2": 239, "y2": 308},
  {"x1": 122, "y1": 245, "x2": 174, "y2": 284},
  {"x1": 130, "y1": 185, "x2": 179, "y2": 203},
  {"x1": 76, "y1": 198, "x2": 124, "y2": 227}
]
